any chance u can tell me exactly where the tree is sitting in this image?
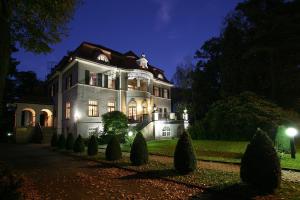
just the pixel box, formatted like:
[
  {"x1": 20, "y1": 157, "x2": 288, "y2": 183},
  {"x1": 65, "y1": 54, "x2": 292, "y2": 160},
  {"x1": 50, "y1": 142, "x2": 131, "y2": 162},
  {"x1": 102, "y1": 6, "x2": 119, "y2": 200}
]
[
  {"x1": 65, "y1": 133, "x2": 74, "y2": 150},
  {"x1": 105, "y1": 135, "x2": 122, "y2": 161},
  {"x1": 73, "y1": 135, "x2": 85, "y2": 153},
  {"x1": 174, "y1": 132, "x2": 197, "y2": 174},
  {"x1": 57, "y1": 134, "x2": 66, "y2": 149},
  {"x1": 87, "y1": 135, "x2": 98, "y2": 156},
  {"x1": 102, "y1": 111, "x2": 128, "y2": 136},
  {"x1": 240, "y1": 129, "x2": 281, "y2": 193},
  {"x1": 130, "y1": 132, "x2": 148, "y2": 166},
  {"x1": 0, "y1": 0, "x2": 80, "y2": 134},
  {"x1": 51, "y1": 132, "x2": 58, "y2": 147}
]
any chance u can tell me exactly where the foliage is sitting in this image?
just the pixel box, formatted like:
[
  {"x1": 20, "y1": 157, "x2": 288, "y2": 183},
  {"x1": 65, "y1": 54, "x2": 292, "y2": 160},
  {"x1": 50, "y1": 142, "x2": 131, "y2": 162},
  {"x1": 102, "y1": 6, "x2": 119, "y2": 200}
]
[
  {"x1": 130, "y1": 132, "x2": 148, "y2": 166},
  {"x1": 275, "y1": 126, "x2": 291, "y2": 153},
  {"x1": 65, "y1": 133, "x2": 74, "y2": 150},
  {"x1": 51, "y1": 132, "x2": 58, "y2": 147},
  {"x1": 73, "y1": 135, "x2": 85, "y2": 153},
  {"x1": 201, "y1": 92, "x2": 299, "y2": 141},
  {"x1": 105, "y1": 135, "x2": 122, "y2": 161},
  {"x1": 240, "y1": 129, "x2": 281, "y2": 193},
  {"x1": 188, "y1": 121, "x2": 205, "y2": 140},
  {"x1": 102, "y1": 111, "x2": 128, "y2": 136},
  {"x1": 57, "y1": 134, "x2": 66, "y2": 149},
  {"x1": 87, "y1": 135, "x2": 98, "y2": 156},
  {"x1": 174, "y1": 132, "x2": 197, "y2": 174},
  {"x1": 31, "y1": 124, "x2": 43, "y2": 143},
  {"x1": 0, "y1": 163, "x2": 22, "y2": 200}
]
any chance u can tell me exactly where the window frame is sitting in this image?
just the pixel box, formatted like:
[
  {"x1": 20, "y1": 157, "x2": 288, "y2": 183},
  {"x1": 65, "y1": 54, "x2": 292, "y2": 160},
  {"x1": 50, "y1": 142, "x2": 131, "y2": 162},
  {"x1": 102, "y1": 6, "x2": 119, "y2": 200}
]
[
  {"x1": 65, "y1": 102, "x2": 71, "y2": 119},
  {"x1": 88, "y1": 100, "x2": 99, "y2": 117}
]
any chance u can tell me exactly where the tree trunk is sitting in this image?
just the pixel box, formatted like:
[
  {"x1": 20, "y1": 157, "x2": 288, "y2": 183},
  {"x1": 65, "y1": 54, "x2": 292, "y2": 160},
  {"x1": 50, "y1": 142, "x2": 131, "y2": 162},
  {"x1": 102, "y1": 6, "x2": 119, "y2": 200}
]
[{"x1": 0, "y1": 0, "x2": 11, "y2": 135}]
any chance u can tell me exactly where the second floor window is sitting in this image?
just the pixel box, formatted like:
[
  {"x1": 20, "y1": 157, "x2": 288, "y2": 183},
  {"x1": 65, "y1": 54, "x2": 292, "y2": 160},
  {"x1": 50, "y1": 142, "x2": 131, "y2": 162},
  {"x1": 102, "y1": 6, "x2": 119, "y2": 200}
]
[
  {"x1": 65, "y1": 102, "x2": 71, "y2": 119},
  {"x1": 90, "y1": 72, "x2": 97, "y2": 86},
  {"x1": 88, "y1": 100, "x2": 98, "y2": 117},
  {"x1": 154, "y1": 87, "x2": 159, "y2": 97},
  {"x1": 163, "y1": 89, "x2": 169, "y2": 98},
  {"x1": 107, "y1": 102, "x2": 115, "y2": 112}
]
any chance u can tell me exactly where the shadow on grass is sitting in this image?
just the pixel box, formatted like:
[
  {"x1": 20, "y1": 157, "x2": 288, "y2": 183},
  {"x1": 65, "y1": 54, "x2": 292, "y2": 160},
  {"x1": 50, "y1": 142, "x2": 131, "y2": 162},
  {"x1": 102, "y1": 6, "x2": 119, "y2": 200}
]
[
  {"x1": 120, "y1": 168, "x2": 179, "y2": 180},
  {"x1": 190, "y1": 183, "x2": 274, "y2": 200}
]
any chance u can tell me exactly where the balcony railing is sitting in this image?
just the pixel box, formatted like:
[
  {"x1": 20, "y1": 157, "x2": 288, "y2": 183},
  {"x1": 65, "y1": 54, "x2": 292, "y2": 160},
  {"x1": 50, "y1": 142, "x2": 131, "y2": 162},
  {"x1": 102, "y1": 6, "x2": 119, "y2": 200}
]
[{"x1": 128, "y1": 114, "x2": 150, "y2": 124}]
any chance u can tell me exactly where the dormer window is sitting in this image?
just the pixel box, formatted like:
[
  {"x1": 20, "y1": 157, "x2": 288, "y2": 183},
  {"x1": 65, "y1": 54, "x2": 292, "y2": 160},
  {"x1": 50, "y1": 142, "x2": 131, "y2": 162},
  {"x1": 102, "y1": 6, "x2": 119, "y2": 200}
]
[
  {"x1": 157, "y1": 74, "x2": 164, "y2": 79},
  {"x1": 97, "y1": 54, "x2": 109, "y2": 63},
  {"x1": 136, "y1": 53, "x2": 148, "y2": 69}
]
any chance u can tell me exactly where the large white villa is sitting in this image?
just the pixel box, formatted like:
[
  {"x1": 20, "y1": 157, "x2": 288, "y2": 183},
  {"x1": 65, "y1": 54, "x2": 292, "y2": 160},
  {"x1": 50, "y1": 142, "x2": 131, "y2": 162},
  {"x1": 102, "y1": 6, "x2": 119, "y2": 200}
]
[{"x1": 14, "y1": 42, "x2": 187, "y2": 141}]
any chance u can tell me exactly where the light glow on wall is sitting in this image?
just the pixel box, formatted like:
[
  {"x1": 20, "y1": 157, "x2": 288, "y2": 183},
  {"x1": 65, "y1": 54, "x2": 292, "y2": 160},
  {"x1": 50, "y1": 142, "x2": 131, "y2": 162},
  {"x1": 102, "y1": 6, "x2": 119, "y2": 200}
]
[{"x1": 74, "y1": 110, "x2": 81, "y2": 122}]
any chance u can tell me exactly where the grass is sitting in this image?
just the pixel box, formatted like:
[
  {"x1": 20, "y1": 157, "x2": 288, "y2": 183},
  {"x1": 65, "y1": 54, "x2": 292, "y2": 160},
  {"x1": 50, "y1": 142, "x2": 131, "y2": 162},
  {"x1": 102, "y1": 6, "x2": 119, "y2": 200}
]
[{"x1": 122, "y1": 139, "x2": 300, "y2": 170}]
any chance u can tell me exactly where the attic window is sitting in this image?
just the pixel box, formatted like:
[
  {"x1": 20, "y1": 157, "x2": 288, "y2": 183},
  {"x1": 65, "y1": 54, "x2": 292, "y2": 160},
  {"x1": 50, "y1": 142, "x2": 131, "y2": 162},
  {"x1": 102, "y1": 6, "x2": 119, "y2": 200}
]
[
  {"x1": 157, "y1": 74, "x2": 164, "y2": 79},
  {"x1": 97, "y1": 54, "x2": 109, "y2": 63}
]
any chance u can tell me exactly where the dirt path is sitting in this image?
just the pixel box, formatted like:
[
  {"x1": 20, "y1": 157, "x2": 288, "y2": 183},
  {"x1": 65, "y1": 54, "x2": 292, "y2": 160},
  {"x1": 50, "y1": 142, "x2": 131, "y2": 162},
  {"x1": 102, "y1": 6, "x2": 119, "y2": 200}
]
[{"x1": 0, "y1": 144, "x2": 203, "y2": 200}]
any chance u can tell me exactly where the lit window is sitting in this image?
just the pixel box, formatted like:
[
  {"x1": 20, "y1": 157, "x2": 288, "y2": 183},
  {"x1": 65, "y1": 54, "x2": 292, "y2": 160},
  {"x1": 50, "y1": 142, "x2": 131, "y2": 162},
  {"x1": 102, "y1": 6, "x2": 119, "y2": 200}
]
[
  {"x1": 142, "y1": 101, "x2": 148, "y2": 115},
  {"x1": 128, "y1": 100, "x2": 137, "y2": 120},
  {"x1": 153, "y1": 87, "x2": 159, "y2": 97},
  {"x1": 97, "y1": 54, "x2": 109, "y2": 63},
  {"x1": 65, "y1": 102, "x2": 71, "y2": 119},
  {"x1": 88, "y1": 100, "x2": 98, "y2": 117},
  {"x1": 107, "y1": 102, "x2": 115, "y2": 112},
  {"x1": 88, "y1": 127, "x2": 98, "y2": 136},
  {"x1": 163, "y1": 89, "x2": 168, "y2": 98},
  {"x1": 162, "y1": 126, "x2": 171, "y2": 137},
  {"x1": 108, "y1": 78, "x2": 115, "y2": 89},
  {"x1": 90, "y1": 72, "x2": 97, "y2": 86}
]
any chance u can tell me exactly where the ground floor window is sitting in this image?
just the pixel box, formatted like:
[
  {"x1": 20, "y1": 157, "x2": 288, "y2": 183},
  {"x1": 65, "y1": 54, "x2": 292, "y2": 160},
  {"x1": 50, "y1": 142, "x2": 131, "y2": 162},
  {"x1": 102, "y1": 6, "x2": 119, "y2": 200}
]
[
  {"x1": 162, "y1": 126, "x2": 171, "y2": 137},
  {"x1": 88, "y1": 100, "x2": 98, "y2": 117},
  {"x1": 65, "y1": 102, "x2": 71, "y2": 119},
  {"x1": 128, "y1": 100, "x2": 137, "y2": 120},
  {"x1": 107, "y1": 102, "x2": 115, "y2": 112}
]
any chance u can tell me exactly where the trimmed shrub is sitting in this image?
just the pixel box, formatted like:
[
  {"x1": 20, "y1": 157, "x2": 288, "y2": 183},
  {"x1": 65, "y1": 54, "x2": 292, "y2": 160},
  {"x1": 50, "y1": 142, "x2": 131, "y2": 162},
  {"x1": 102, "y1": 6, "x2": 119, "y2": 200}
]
[
  {"x1": 31, "y1": 124, "x2": 43, "y2": 143},
  {"x1": 51, "y1": 132, "x2": 58, "y2": 147},
  {"x1": 65, "y1": 133, "x2": 74, "y2": 150},
  {"x1": 130, "y1": 132, "x2": 148, "y2": 166},
  {"x1": 57, "y1": 134, "x2": 66, "y2": 149},
  {"x1": 73, "y1": 135, "x2": 85, "y2": 153},
  {"x1": 105, "y1": 135, "x2": 122, "y2": 161},
  {"x1": 240, "y1": 129, "x2": 281, "y2": 193},
  {"x1": 174, "y1": 132, "x2": 197, "y2": 174},
  {"x1": 87, "y1": 135, "x2": 98, "y2": 156}
]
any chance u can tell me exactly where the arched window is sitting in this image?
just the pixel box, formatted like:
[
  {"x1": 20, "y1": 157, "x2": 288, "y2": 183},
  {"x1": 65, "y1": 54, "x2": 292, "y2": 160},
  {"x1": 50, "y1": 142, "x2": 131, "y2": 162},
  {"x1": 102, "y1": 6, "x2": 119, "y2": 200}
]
[
  {"x1": 142, "y1": 100, "x2": 148, "y2": 115},
  {"x1": 97, "y1": 54, "x2": 109, "y2": 63},
  {"x1": 128, "y1": 100, "x2": 137, "y2": 120},
  {"x1": 162, "y1": 126, "x2": 171, "y2": 137}
]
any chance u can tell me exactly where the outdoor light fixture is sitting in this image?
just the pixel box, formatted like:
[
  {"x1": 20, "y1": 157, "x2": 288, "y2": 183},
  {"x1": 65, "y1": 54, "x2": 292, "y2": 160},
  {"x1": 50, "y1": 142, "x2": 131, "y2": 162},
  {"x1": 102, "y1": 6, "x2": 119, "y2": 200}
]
[
  {"x1": 74, "y1": 110, "x2": 81, "y2": 122},
  {"x1": 128, "y1": 131, "x2": 133, "y2": 137},
  {"x1": 285, "y1": 127, "x2": 298, "y2": 159}
]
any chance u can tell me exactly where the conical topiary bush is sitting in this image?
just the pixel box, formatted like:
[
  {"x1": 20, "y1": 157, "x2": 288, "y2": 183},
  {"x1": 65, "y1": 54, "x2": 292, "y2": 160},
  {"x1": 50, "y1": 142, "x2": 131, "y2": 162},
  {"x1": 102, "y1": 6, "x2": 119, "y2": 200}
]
[
  {"x1": 87, "y1": 135, "x2": 98, "y2": 156},
  {"x1": 57, "y1": 134, "x2": 66, "y2": 149},
  {"x1": 105, "y1": 135, "x2": 122, "y2": 161},
  {"x1": 51, "y1": 132, "x2": 58, "y2": 147},
  {"x1": 73, "y1": 135, "x2": 85, "y2": 153},
  {"x1": 32, "y1": 124, "x2": 43, "y2": 143},
  {"x1": 65, "y1": 133, "x2": 74, "y2": 150},
  {"x1": 130, "y1": 132, "x2": 148, "y2": 166},
  {"x1": 174, "y1": 131, "x2": 197, "y2": 174},
  {"x1": 240, "y1": 129, "x2": 281, "y2": 193}
]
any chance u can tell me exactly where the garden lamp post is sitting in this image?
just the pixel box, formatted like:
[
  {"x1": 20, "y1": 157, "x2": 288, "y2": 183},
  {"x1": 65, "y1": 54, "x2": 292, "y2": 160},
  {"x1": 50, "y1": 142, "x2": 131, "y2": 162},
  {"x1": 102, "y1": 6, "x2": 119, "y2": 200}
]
[{"x1": 285, "y1": 127, "x2": 298, "y2": 159}]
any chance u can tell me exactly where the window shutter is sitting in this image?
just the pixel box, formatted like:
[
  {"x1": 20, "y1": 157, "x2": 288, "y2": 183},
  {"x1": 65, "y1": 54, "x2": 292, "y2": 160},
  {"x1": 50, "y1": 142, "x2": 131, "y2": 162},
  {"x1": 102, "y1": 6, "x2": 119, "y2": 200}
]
[
  {"x1": 104, "y1": 75, "x2": 108, "y2": 88},
  {"x1": 97, "y1": 73, "x2": 102, "y2": 87},
  {"x1": 85, "y1": 70, "x2": 90, "y2": 85},
  {"x1": 115, "y1": 77, "x2": 120, "y2": 90}
]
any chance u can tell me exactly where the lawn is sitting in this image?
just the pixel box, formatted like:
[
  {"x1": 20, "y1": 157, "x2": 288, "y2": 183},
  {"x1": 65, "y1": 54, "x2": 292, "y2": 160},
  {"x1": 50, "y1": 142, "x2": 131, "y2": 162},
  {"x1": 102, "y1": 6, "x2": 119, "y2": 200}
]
[{"x1": 122, "y1": 139, "x2": 300, "y2": 170}]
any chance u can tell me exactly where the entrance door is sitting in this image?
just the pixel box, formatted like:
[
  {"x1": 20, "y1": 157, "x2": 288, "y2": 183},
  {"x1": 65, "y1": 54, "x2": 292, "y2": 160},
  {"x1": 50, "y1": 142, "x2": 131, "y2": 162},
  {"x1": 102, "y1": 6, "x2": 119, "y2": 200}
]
[{"x1": 128, "y1": 106, "x2": 137, "y2": 121}]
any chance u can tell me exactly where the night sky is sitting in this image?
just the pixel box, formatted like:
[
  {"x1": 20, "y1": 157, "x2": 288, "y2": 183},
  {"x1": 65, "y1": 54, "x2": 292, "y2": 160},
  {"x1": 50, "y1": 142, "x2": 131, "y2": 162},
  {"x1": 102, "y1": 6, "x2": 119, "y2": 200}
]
[{"x1": 14, "y1": 0, "x2": 242, "y2": 80}]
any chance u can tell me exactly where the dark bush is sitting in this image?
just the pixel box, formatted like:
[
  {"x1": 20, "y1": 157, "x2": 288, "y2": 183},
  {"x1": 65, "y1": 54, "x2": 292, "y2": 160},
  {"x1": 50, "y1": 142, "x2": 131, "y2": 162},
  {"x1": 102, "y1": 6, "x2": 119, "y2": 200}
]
[
  {"x1": 73, "y1": 135, "x2": 85, "y2": 153},
  {"x1": 57, "y1": 134, "x2": 66, "y2": 149},
  {"x1": 87, "y1": 135, "x2": 98, "y2": 156},
  {"x1": 0, "y1": 163, "x2": 22, "y2": 199},
  {"x1": 98, "y1": 134, "x2": 125, "y2": 145},
  {"x1": 201, "y1": 92, "x2": 300, "y2": 141},
  {"x1": 130, "y1": 132, "x2": 148, "y2": 166},
  {"x1": 65, "y1": 133, "x2": 74, "y2": 150},
  {"x1": 240, "y1": 129, "x2": 281, "y2": 193},
  {"x1": 105, "y1": 135, "x2": 122, "y2": 161},
  {"x1": 31, "y1": 124, "x2": 43, "y2": 143},
  {"x1": 188, "y1": 121, "x2": 204, "y2": 140},
  {"x1": 174, "y1": 132, "x2": 197, "y2": 174},
  {"x1": 51, "y1": 132, "x2": 58, "y2": 147}
]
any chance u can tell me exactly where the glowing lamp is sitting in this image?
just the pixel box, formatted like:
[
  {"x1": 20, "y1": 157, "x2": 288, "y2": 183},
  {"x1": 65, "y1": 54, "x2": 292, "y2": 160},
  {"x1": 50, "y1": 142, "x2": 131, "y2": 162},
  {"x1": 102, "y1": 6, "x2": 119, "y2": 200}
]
[
  {"x1": 128, "y1": 131, "x2": 133, "y2": 137},
  {"x1": 285, "y1": 127, "x2": 298, "y2": 137}
]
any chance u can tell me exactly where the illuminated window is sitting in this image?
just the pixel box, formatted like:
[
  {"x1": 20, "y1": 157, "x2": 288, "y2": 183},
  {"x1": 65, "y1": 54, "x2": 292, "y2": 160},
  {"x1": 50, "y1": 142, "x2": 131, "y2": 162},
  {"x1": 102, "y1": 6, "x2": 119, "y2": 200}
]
[
  {"x1": 65, "y1": 102, "x2": 71, "y2": 119},
  {"x1": 153, "y1": 86, "x2": 159, "y2": 97},
  {"x1": 158, "y1": 74, "x2": 163, "y2": 79},
  {"x1": 142, "y1": 101, "x2": 148, "y2": 115},
  {"x1": 88, "y1": 100, "x2": 98, "y2": 117},
  {"x1": 107, "y1": 102, "x2": 115, "y2": 112},
  {"x1": 97, "y1": 54, "x2": 109, "y2": 63},
  {"x1": 163, "y1": 89, "x2": 169, "y2": 98},
  {"x1": 90, "y1": 72, "x2": 97, "y2": 86},
  {"x1": 128, "y1": 100, "x2": 137, "y2": 120},
  {"x1": 162, "y1": 126, "x2": 171, "y2": 137},
  {"x1": 108, "y1": 78, "x2": 115, "y2": 89}
]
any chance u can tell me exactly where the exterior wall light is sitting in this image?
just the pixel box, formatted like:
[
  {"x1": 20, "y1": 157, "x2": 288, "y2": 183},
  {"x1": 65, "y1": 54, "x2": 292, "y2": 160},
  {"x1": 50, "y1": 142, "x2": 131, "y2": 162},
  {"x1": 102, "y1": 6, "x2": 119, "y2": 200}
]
[
  {"x1": 128, "y1": 131, "x2": 133, "y2": 137},
  {"x1": 74, "y1": 110, "x2": 81, "y2": 122},
  {"x1": 285, "y1": 127, "x2": 298, "y2": 159}
]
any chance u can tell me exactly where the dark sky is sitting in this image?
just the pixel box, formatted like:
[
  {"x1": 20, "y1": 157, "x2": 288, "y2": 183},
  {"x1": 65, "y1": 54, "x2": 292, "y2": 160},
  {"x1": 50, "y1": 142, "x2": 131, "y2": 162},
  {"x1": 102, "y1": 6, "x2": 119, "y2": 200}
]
[{"x1": 14, "y1": 0, "x2": 242, "y2": 80}]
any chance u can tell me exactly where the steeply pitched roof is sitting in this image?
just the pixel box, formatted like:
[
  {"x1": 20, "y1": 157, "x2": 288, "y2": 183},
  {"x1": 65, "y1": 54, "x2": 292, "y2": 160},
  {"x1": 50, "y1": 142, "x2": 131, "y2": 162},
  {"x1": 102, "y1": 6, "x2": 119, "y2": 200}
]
[{"x1": 49, "y1": 42, "x2": 171, "y2": 83}]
